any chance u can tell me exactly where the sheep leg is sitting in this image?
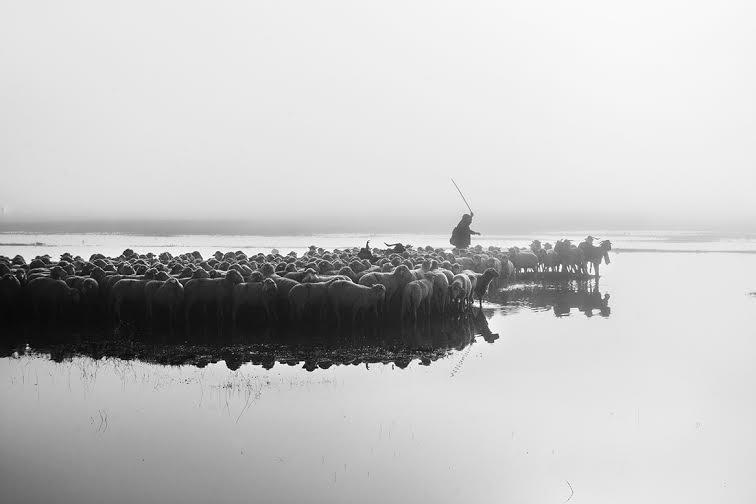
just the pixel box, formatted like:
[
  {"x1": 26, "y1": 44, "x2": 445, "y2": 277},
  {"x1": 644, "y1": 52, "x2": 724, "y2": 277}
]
[
  {"x1": 335, "y1": 308, "x2": 342, "y2": 329},
  {"x1": 114, "y1": 299, "x2": 122, "y2": 326},
  {"x1": 203, "y1": 304, "x2": 209, "y2": 337},
  {"x1": 184, "y1": 302, "x2": 192, "y2": 337}
]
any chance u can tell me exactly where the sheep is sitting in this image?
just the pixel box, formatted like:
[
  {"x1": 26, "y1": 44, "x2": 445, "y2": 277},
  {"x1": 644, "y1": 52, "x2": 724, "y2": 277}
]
[
  {"x1": 357, "y1": 265, "x2": 415, "y2": 316},
  {"x1": 501, "y1": 259, "x2": 515, "y2": 281},
  {"x1": 349, "y1": 260, "x2": 368, "y2": 273},
  {"x1": 425, "y1": 271, "x2": 450, "y2": 314},
  {"x1": 269, "y1": 276, "x2": 300, "y2": 319},
  {"x1": 435, "y1": 268, "x2": 455, "y2": 284},
  {"x1": 538, "y1": 249, "x2": 558, "y2": 272},
  {"x1": 317, "y1": 260, "x2": 335, "y2": 274},
  {"x1": 530, "y1": 240, "x2": 543, "y2": 258},
  {"x1": 337, "y1": 266, "x2": 358, "y2": 282},
  {"x1": 100, "y1": 272, "x2": 151, "y2": 308},
  {"x1": 0, "y1": 240, "x2": 612, "y2": 333},
  {"x1": 450, "y1": 274, "x2": 472, "y2": 313},
  {"x1": 232, "y1": 278, "x2": 278, "y2": 326},
  {"x1": 110, "y1": 278, "x2": 153, "y2": 323},
  {"x1": 455, "y1": 256, "x2": 475, "y2": 271},
  {"x1": 145, "y1": 278, "x2": 185, "y2": 330},
  {"x1": 0, "y1": 274, "x2": 22, "y2": 322},
  {"x1": 288, "y1": 279, "x2": 340, "y2": 322},
  {"x1": 461, "y1": 270, "x2": 479, "y2": 305},
  {"x1": 302, "y1": 273, "x2": 353, "y2": 284},
  {"x1": 400, "y1": 279, "x2": 434, "y2": 325},
  {"x1": 24, "y1": 277, "x2": 80, "y2": 323},
  {"x1": 64, "y1": 276, "x2": 100, "y2": 320},
  {"x1": 579, "y1": 239, "x2": 612, "y2": 277},
  {"x1": 259, "y1": 263, "x2": 276, "y2": 278},
  {"x1": 508, "y1": 248, "x2": 539, "y2": 276},
  {"x1": 326, "y1": 280, "x2": 386, "y2": 327},
  {"x1": 470, "y1": 268, "x2": 500, "y2": 309},
  {"x1": 483, "y1": 256, "x2": 502, "y2": 275},
  {"x1": 554, "y1": 240, "x2": 585, "y2": 274},
  {"x1": 284, "y1": 268, "x2": 317, "y2": 282},
  {"x1": 354, "y1": 265, "x2": 380, "y2": 280},
  {"x1": 183, "y1": 269, "x2": 244, "y2": 333}
]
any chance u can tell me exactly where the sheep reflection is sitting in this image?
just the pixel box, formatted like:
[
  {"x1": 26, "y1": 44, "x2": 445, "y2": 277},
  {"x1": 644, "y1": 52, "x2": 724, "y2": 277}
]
[
  {"x1": 5, "y1": 311, "x2": 497, "y2": 372},
  {"x1": 488, "y1": 279, "x2": 611, "y2": 317}
]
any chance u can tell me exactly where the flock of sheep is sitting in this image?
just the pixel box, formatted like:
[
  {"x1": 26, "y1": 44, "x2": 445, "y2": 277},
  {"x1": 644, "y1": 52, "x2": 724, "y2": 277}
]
[{"x1": 0, "y1": 238, "x2": 612, "y2": 334}]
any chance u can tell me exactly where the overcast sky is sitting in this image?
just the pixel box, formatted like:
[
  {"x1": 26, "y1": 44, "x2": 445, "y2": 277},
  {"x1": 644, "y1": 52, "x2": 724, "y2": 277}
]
[{"x1": 1, "y1": 0, "x2": 754, "y2": 233}]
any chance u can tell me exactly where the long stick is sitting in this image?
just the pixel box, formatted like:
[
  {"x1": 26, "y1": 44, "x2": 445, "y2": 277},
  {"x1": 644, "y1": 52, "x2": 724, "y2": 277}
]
[{"x1": 451, "y1": 178, "x2": 473, "y2": 214}]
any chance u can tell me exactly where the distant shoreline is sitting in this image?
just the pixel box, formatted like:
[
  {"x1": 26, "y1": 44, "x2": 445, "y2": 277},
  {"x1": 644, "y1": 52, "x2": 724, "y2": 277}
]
[
  {"x1": 3, "y1": 229, "x2": 755, "y2": 238},
  {"x1": 1, "y1": 243, "x2": 755, "y2": 255},
  {"x1": 2, "y1": 219, "x2": 754, "y2": 238}
]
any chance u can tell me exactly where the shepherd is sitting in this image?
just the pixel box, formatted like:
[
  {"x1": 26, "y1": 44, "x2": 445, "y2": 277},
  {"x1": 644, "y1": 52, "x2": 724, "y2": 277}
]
[{"x1": 449, "y1": 179, "x2": 480, "y2": 249}]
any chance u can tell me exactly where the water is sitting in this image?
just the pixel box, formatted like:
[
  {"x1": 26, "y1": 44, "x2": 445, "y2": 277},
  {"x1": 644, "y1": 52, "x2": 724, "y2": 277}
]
[
  {"x1": 2, "y1": 229, "x2": 756, "y2": 260},
  {"x1": 2, "y1": 232, "x2": 756, "y2": 503}
]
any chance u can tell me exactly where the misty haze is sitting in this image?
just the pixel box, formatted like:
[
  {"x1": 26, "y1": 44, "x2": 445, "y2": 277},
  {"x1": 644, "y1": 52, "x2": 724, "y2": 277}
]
[
  {"x1": 1, "y1": 1, "x2": 755, "y2": 234},
  {"x1": 2, "y1": 2, "x2": 756, "y2": 504}
]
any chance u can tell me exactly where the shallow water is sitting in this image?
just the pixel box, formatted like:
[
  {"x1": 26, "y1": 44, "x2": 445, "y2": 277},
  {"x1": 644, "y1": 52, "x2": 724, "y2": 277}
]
[
  {"x1": 2, "y1": 235, "x2": 756, "y2": 503},
  {"x1": 2, "y1": 229, "x2": 756, "y2": 260}
]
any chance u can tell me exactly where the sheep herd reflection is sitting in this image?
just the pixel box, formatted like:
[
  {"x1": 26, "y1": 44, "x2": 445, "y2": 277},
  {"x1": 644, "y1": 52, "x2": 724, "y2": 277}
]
[
  {"x1": 2, "y1": 279, "x2": 609, "y2": 371},
  {"x1": 489, "y1": 278, "x2": 611, "y2": 318}
]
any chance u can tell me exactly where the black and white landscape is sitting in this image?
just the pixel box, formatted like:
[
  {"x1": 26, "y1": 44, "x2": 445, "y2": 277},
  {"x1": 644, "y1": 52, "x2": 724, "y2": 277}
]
[{"x1": 1, "y1": 1, "x2": 755, "y2": 503}]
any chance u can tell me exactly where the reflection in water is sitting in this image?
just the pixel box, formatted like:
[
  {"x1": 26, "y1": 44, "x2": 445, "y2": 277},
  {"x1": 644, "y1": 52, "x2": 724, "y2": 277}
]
[
  {"x1": 0, "y1": 280, "x2": 608, "y2": 370},
  {"x1": 3, "y1": 248, "x2": 755, "y2": 504},
  {"x1": 487, "y1": 278, "x2": 611, "y2": 318},
  {"x1": 0, "y1": 312, "x2": 498, "y2": 372}
]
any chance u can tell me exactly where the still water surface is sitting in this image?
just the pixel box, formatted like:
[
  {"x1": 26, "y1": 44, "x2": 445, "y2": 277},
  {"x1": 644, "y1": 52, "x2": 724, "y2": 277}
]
[{"x1": 1, "y1": 233, "x2": 756, "y2": 503}]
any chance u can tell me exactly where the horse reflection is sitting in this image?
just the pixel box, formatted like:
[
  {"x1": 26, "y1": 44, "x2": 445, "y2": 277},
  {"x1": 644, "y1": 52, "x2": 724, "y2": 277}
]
[{"x1": 488, "y1": 279, "x2": 611, "y2": 317}]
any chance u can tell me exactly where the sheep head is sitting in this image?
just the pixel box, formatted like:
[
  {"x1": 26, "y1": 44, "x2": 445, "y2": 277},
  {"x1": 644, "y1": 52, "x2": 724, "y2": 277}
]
[
  {"x1": 259, "y1": 263, "x2": 275, "y2": 278},
  {"x1": 225, "y1": 269, "x2": 244, "y2": 284}
]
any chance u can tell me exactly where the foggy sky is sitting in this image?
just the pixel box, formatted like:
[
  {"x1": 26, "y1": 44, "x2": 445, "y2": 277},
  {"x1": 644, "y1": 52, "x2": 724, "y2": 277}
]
[{"x1": 1, "y1": 0, "x2": 754, "y2": 234}]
